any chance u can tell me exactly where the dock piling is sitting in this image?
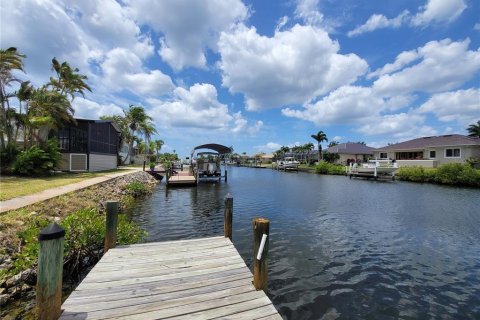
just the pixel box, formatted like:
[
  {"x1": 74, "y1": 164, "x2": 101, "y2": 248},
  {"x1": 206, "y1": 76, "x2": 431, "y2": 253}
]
[
  {"x1": 36, "y1": 223, "x2": 65, "y2": 320},
  {"x1": 224, "y1": 194, "x2": 233, "y2": 239},
  {"x1": 252, "y1": 217, "x2": 270, "y2": 291},
  {"x1": 104, "y1": 201, "x2": 119, "y2": 252}
]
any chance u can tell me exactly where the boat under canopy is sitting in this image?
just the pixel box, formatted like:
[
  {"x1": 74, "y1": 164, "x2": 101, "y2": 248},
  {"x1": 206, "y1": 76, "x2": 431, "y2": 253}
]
[{"x1": 192, "y1": 143, "x2": 231, "y2": 183}]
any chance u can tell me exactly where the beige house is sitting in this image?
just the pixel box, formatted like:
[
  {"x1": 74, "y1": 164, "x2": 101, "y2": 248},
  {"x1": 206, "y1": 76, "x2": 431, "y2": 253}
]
[
  {"x1": 260, "y1": 153, "x2": 274, "y2": 164},
  {"x1": 324, "y1": 143, "x2": 374, "y2": 165},
  {"x1": 373, "y1": 134, "x2": 480, "y2": 167}
]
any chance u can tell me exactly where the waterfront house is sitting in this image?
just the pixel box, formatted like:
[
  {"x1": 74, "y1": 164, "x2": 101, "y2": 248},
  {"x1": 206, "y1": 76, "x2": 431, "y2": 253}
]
[
  {"x1": 260, "y1": 153, "x2": 274, "y2": 164},
  {"x1": 56, "y1": 118, "x2": 120, "y2": 171},
  {"x1": 324, "y1": 142, "x2": 375, "y2": 165},
  {"x1": 373, "y1": 134, "x2": 480, "y2": 167}
]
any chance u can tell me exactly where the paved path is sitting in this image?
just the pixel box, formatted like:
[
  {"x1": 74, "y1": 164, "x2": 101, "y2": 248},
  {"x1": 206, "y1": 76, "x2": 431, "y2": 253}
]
[
  {"x1": 60, "y1": 236, "x2": 282, "y2": 319},
  {"x1": 0, "y1": 168, "x2": 141, "y2": 213}
]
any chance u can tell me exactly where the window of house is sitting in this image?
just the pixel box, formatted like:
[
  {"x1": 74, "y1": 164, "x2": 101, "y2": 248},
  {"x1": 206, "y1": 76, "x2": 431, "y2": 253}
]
[
  {"x1": 429, "y1": 150, "x2": 436, "y2": 158},
  {"x1": 395, "y1": 151, "x2": 423, "y2": 160},
  {"x1": 445, "y1": 148, "x2": 460, "y2": 158},
  {"x1": 380, "y1": 152, "x2": 387, "y2": 159}
]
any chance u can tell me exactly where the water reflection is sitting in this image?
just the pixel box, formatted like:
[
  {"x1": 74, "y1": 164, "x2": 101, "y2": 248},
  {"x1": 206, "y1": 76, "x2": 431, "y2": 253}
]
[{"x1": 129, "y1": 167, "x2": 480, "y2": 319}]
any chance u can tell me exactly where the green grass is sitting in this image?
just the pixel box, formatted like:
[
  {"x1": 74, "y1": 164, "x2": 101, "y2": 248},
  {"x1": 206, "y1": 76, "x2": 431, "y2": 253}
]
[{"x1": 0, "y1": 169, "x2": 126, "y2": 201}]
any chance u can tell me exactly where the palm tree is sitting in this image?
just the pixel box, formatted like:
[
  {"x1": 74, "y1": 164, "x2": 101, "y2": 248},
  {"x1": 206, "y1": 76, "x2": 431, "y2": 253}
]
[
  {"x1": 49, "y1": 58, "x2": 91, "y2": 101},
  {"x1": 304, "y1": 142, "x2": 314, "y2": 164},
  {"x1": 311, "y1": 131, "x2": 328, "y2": 162},
  {"x1": 140, "y1": 120, "x2": 157, "y2": 157},
  {"x1": 123, "y1": 105, "x2": 152, "y2": 164},
  {"x1": 0, "y1": 47, "x2": 26, "y2": 148},
  {"x1": 16, "y1": 81, "x2": 33, "y2": 148},
  {"x1": 154, "y1": 139, "x2": 164, "y2": 157},
  {"x1": 467, "y1": 120, "x2": 480, "y2": 138},
  {"x1": 279, "y1": 146, "x2": 290, "y2": 159},
  {"x1": 28, "y1": 88, "x2": 75, "y2": 143}
]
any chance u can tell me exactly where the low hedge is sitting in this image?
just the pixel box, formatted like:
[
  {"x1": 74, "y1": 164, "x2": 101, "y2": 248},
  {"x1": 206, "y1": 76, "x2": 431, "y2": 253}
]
[
  {"x1": 314, "y1": 162, "x2": 346, "y2": 175},
  {"x1": 397, "y1": 163, "x2": 480, "y2": 187}
]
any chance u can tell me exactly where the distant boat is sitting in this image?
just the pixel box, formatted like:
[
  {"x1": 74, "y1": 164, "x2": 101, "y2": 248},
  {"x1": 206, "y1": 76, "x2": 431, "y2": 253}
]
[
  {"x1": 276, "y1": 157, "x2": 299, "y2": 171},
  {"x1": 347, "y1": 159, "x2": 398, "y2": 180}
]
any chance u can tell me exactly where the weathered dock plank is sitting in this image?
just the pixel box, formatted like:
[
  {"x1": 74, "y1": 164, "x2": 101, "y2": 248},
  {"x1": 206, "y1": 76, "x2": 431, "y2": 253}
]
[{"x1": 60, "y1": 236, "x2": 282, "y2": 319}]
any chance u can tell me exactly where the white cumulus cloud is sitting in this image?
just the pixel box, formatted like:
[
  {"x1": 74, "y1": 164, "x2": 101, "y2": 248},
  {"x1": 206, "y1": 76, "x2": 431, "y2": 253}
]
[
  {"x1": 73, "y1": 98, "x2": 123, "y2": 120},
  {"x1": 101, "y1": 48, "x2": 174, "y2": 96},
  {"x1": 128, "y1": 0, "x2": 248, "y2": 70},
  {"x1": 356, "y1": 113, "x2": 437, "y2": 140},
  {"x1": 348, "y1": 10, "x2": 410, "y2": 37},
  {"x1": 411, "y1": 0, "x2": 467, "y2": 26},
  {"x1": 219, "y1": 24, "x2": 368, "y2": 110},
  {"x1": 348, "y1": 0, "x2": 466, "y2": 36},
  {"x1": 281, "y1": 86, "x2": 388, "y2": 125},
  {"x1": 417, "y1": 88, "x2": 480, "y2": 124},
  {"x1": 148, "y1": 83, "x2": 262, "y2": 135},
  {"x1": 372, "y1": 39, "x2": 480, "y2": 96}
]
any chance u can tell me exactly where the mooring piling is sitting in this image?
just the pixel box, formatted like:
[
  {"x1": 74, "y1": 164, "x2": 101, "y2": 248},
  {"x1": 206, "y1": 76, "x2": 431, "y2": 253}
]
[
  {"x1": 252, "y1": 217, "x2": 270, "y2": 291},
  {"x1": 36, "y1": 223, "x2": 65, "y2": 320},
  {"x1": 224, "y1": 194, "x2": 233, "y2": 240},
  {"x1": 104, "y1": 200, "x2": 119, "y2": 252}
]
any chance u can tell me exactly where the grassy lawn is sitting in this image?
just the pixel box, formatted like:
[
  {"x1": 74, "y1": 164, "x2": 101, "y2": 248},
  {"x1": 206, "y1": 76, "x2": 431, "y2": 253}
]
[{"x1": 0, "y1": 169, "x2": 128, "y2": 201}]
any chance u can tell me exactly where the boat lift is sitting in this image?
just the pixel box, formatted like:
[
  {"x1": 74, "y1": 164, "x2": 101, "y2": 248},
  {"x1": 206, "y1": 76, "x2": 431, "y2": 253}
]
[{"x1": 191, "y1": 143, "x2": 232, "y2": 183}]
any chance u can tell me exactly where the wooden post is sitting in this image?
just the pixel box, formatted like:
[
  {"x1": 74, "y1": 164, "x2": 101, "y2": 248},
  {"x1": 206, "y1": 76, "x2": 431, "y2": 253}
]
[
  {"x1": 104, "y1": 201, "x2": 119, "y2": 252},
  {"x1": 252, "y1": 217, "x2": 270, "y2": 291},
  {"x1": 224, "y1": 194, "x2": 233, "y2": 239},
  {"x1": 36, "y1": 223, "x2": 65, "y2": 320},
  {"x1": 224, "y1": 169, "x2": 228, "y2": 182}
]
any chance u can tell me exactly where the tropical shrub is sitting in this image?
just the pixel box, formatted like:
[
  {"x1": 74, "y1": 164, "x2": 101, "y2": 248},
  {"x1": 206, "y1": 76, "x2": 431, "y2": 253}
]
[
  {"x1": 13, "y1": 138, "x2": 61, "y2": 175},
  {"x1": 323, "y1": 151, "x2": 340, "y2": 163},
  {"x1": 397, "y1": 163, "x2": 480, "y2": 187},
  {"x1": 396, "y1": 166, "x2": 435, "y2": 183},
  {"x1": 435, "y1": 163, "x2": 480, "y2": 187},
  {"x1": 314, "y1": 162, "x2": 346, "y2": 175},
  {"x1": 126, "y1": 181, "x2": 148, "y2": 197},
  {"x1": 11, "y1": 208, "x2": 146, "y2": 278},
  {"x1": 0, "y1": 143, "x2": 19, "y2": 173}
]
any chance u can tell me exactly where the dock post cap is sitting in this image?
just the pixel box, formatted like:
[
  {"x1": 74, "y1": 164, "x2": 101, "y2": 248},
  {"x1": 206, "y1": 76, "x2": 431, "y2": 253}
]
[
  {"x1": 225, "y1": 193, "x2": 233, "y2": 199},
  {"x1": 38, "y1": 223, "x2": 65, "y2": 241},
  {"x1": 105, "y1": 200, "x2": 119, "y2": 208},
  {"x1": 253, "y1": 217, "x2": 270, "y2": 224}
]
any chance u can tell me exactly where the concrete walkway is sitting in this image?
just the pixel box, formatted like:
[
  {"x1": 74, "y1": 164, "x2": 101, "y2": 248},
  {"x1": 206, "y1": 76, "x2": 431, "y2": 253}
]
[{"x1": 0, "y1": 168, "x2": 141, "y2": 214}]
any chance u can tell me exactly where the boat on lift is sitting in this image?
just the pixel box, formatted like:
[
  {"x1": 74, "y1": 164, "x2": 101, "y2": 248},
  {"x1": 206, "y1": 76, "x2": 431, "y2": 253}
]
[
  {"x1": 347, "y1": 159, "x2": 398, "y2": 180},
  {"x1": 276, "y1": 156, "x2": 300, "y2": 171},
  {"x1": 191, "y1": 143, "x2": 232, "y2": 183}
]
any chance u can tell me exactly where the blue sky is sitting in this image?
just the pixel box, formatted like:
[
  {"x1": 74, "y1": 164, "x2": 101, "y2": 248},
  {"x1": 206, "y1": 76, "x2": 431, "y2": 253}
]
[{"x1": 2, "y1": 0, "x2": 479, "y2": 158}]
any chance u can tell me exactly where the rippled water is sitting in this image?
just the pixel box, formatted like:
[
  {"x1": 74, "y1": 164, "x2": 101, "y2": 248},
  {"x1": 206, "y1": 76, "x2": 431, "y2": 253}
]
[{"x1": 128, "y1": 167, "x2": 480, "y2": 319}]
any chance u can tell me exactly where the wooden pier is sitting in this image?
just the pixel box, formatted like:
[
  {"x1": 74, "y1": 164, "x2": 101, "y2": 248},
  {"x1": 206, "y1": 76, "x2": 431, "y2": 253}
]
[
  {"x1": 167, "y1": 169, "x2": 197, "y2": 186},
  {"x1": 59, "y1": 236, "x2": 281, "y2": 319}
]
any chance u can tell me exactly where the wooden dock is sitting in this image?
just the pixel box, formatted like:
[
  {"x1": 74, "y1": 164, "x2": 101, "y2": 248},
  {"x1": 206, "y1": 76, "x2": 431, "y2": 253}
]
[
  {"x1": 168, "y1": 170, "x2": 197, "y2": 186},
  {"x1": 59, "y1": 236, "x2": 281, "y2": 319}
]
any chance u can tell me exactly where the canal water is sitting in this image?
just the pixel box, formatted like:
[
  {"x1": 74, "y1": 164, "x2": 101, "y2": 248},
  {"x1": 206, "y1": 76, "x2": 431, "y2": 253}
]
[{"x1": 128, "y1": 167, "x2": 480, "y2": 319}]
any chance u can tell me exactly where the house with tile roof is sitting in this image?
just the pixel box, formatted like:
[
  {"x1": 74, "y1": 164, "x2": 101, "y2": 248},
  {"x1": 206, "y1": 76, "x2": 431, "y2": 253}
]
[
  {"x1": 324, "y1": 142, "x2": 375, "y2": 165},
  {"x1": 373, "y1": 134, "x2": 480, "y2": 167}
]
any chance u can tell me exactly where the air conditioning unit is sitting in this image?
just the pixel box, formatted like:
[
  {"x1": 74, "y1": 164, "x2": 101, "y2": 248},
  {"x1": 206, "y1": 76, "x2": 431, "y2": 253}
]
[{"x1": 70, "y1": 154, "x2": 87, "y2": 171}]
